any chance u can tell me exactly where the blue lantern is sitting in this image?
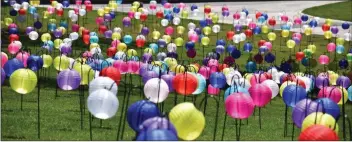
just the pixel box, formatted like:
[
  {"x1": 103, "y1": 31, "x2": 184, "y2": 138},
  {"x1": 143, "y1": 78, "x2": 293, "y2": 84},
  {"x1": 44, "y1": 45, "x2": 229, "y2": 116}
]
[
  {"x1": 123, "y1": 35, "x2": 133, "y2": 44},
  {"x1": 216, "y1": 39, "x2": 226, "y2": 46},
  {"x1": 27, "y1": 55, "x2": 44, "y2": 71},
  {"x1": 185, "y1": 41, "x2": 195, "y2": 50},
  {"x1": 336, "y1": 45, "x2": 344, "y2": 54},
  {"x1": 231, "y1": 49, "x2": 241, "y2": 59},
  {"x1": 316, "y1": 98, "x2": 340, "y2": 119},
  {"x1": 173, "y1": 7, "x2": 180, "y2": 14},
  {"x1": 127, "y1": 100, "x2": 161, "y2": 131},
  {"x1": 209, "y1": 72, "x2": 226, "y2": 88},
  {"x1": 301, "y1": 15, "x2": 308, "y2": 22},
  {"x1": 264, "y1": 52, "x2": 275, "y2": 63},
  {"x1": 282, "y1": 85, "x2": 307, "y2": 107},
  {"x1": 309, "y1": 20, "x2": 318, "y2": 28},
  {"x1": 199, "y1": 20, "x2": 207, "y2": 28},
  {"x1": 227, "y1": 45, "x2": 236, "y2": 53},
  {"x1": 339, "y1": 58, "x2": 348, "y2": 69},
  {"x1": 342, "y1": 22, "x2": 350, "y2": 30},
  {"x1": 136, "y1": 129, "x2": 178, "y2": 141},
  {"x1": 243, "y1": 42, "x2": 253, "y2": 52},
  {"x1": 246, "y1": 61, "x2": 257, "y2": 73},
  {"x1": 4, "y1": 58, "x2": 24, "y2": 77}
]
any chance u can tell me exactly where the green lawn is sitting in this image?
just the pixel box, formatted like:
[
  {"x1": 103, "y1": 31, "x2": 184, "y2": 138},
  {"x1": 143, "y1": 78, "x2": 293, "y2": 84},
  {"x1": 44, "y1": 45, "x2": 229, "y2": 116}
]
[
  {"x1": 1, "y1": 5, "x2": 352, "y2": 141},
  {"x1": 302, "y1": 1, "x2": 352, "y2": 22}
]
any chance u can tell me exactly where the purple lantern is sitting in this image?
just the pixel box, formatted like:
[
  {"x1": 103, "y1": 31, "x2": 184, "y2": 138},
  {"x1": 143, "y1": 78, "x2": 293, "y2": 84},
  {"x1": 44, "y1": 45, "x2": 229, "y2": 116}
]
[
  {"x1": 53, "y1": 29, "x2": 63, "y2": 38},
  {"x1": 57, "y1": 69, "x2": 81, "y2": 90},
  {"x1": 161, "y1": 73, "x2": 175, "y2": 92},
  {"x1": 60, "y1": 44, "x2": 72, "y2": 55},
  {"x1": 104, "y1": 14, "x2": 112, "y2": 21},
  {"x1": 138, "y1": 117, "x2": 177, "y2": 134},
  {"x1": 336, "y1": 76, "x2": 351, "y2": 88},
  {"x1": 141, "y1": 27, "x2": 150, "y2": 36},
  {"x1": 142, "y1": 70, "x2": 158, "y2": 84},
  {"x1": 122, "y1": 17, "x2": 131, "y2": 27},
  {"x1": 104, "y1": 30, "x2": 113, "y2": 38},
  {"x1": 330, "y1": 26, "x2": 339, "y2": 34},
  {"x1": 315, "y1": 75, "x2": 329, "y2": 89},
  {"x1": 26, "y1": 27, "x2": 35, "y2": 35},
  {"x1": 142, "y1": 53, "x2": 153, "y2": 63},
  {"x1": 235, "y1": 24, "x2": 242, "y2": 32},
  {"x1": 292, "y1": 99, "x2": 323, "y2": 128}
]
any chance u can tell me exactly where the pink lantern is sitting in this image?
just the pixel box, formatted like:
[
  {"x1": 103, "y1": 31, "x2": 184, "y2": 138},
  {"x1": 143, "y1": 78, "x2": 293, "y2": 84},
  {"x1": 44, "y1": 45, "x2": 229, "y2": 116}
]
[
  {"x1": 1, "y1": 52, "x2": 8, "y2": 68},
  {"x1": 293, "y1": 17, "x2": 302, "y2": 25},
  {"x1": 83, "y1": 51, "x2": 92, "y2": 58},
  {"x1": 127, "y1": 61, "x2": 140, "y2": 74},
  {"x1": 208, "y1": 84, "x2": 220, "y2": 95},
  {"x1": 16, "y1": 52, "x2": 30, "y2": 67},
  {"x1": 225, "y1": 92, "x2": 255, "y2": 119},
  {"x1": 263, "y1": 42, "x2": 272, "y2": 51},
  {"x1": 250, "y1": 73, "x2": 268, "y2": 86},
  {"x1": 75, "y1": 0, "x2": 82, "y2": 5},
  {"x1": 178, "y1": 3, "x2": 186, "y2": 9},
  {"x1": 207, "y1": 59, "x2": 219, "y2": 67},
  {"x1": 47, "y1": 6, "x2": 55, "y2": 14},
  {"x1": 111, "y1": 40, "x2": 121, "y2": 47},
  {"x1": 72, "y1": 24, "x2": 80, "y2": 32},
  {"x1": 317, "y1": 86, "x2": 342, "y2": 103},
  {"x1": 8, "y1": 23, "x2": 17, "y2": 29},
  {"x1": 164, "y1": 3, "x2": 172, "y2": 9},
  {"x1": 233, "y1": 12, "x2": 240, "y2": 20},
  {"x1": 73, "y1": 7, "x2": 79, "y2": 14},
  {"x1": 8, "y1": 42, "x2": 21, "y2": 55},
  {"x1": 128, "y1": 11, "x2": 135, "y2": 18},
  {"x1": 95, "y1": 17, "x2": 104, "y2": 25},
  {"x1": 189, "y1": 34, "x2": 199, "y2": 43},
  {"x1": 281, "y1": 15, "x2": 289, "y2": 22},
  {"x1": 198, "y1": 66, "x2": 210, "y2": 79},
  {"x1": 326, "y1": 43, "x2": 336, "y2": 52},
  {"x1": 319, "y1": 55, "x2": 330, "y2": 65},
  {"x1": 84, "y1": 0, "x2": 91, "y2": 5},
  {"x1": 165, "y1": 26, "x2": 174, "y2": 35},
  {"x1": 248, "y1": 84, "x2": 272, "y2": 107},
  {"x1": 113, "y1": 60, "x2": 128, "y2": 74},
  {"x1": 248, "y1": 22, "x2": 256, "y2": 29},
  {"x1": 292, "y1": 33, "x2": 302, "y2": 40}
]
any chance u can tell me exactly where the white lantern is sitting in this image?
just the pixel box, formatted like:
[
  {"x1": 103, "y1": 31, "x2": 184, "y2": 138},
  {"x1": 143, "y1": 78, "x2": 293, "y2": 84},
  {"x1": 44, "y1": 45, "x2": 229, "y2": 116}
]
[
  {"x1": 22, "y1": 2, "x2": 29, "y2": 10},
  {"x1": 28, "y1": 31, "x2": 39, "y2": 40},
  {"x1": 261, "y1": 80, "x2": 279, "y2": 99},
  {"x1": 113, "y1": 27, "x2": 122, "y2": 33},
  {"x1": 173, "y1": 17, "x2": 181, "y2": 25},
  {"x1": 134, "y1": 12, "x2": 141, "y2": 19},
  {"x1": 71, "y1": 14, "x2": 78, "y2": 22},
  {"x1": 212, "y1": 25, "x2": 220, "y2": 33},
  {"x1": 161, "y1": 19, "x2": 169, "y2": 27},
  {"x1": 13, "y1": 3, "x2": 21, "y2": 11},
  {"x1": 63, "y1": 38, "x2": 73, "y2": 46},
  {"x1": 69, "y1": 32, "x2": 79, "y2": 41},
  {"x1": 68, "y1": 10, "x2": 75, "y2": 18},
  {"x1": 89, "y1": 77, "x2": 118, "y2": 95},
  {"x1": 144, "y1": 78, "x2": 169, "y2": 103},
  {"x1": 88, "y1": 89, "x2": 119, "y2": 119},
  {"x1": 234, "y1": 78, "x2": 251, "y2": 90},
  {"x1": 167, "y1": 43, "x2": 177, "y2": 52},
  {"x1": 13, "y1": 41, "x2": 22, "y2": 49},
  {"x1": 188, "y1": 22, "x2": 196, "y2": 30},
  {"x1": 79, "y1": 9, "x2": 86, "y2": 16},
  {"x1": 226, "y1": 70, "x2": 242, "y2": 86}
]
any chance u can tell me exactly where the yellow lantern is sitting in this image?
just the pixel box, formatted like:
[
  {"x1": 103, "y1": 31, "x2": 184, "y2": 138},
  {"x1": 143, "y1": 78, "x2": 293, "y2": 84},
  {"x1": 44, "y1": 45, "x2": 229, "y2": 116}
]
[
  {"x1": 201, "y1": 36, "x2": 210, "y2": 46},
  {"x1": 89, "y1": 43, "x2": 100, "y2": 50},
  {"x1": 202, "y1": 26, "x2": 211, "y2": 36},
  {"x1": 73, "y1": 64, "x2": 94, "y2": 85},
  {"x1": 30, "y1": 0, "x2": 40, "y2": 6},
  {"x1": 281, "y1": 30, "x2": 289, "y2": 38},
  {"x1": 304, "y1": 27, "x2": 312, "y2": 36},
  {"x1": 41, "y1": 54, "x2": 53, "y2": 68},
  {"x1": 10, "y1": 69, "x2": 37, "y2": 94},
  {"x1": 130, "y1": 6, "x2": 138, "y2": 12},
  {"x1": 336, "y1": 37, "x2": 345, "y2": 45},
  {"x1": 181, "y1": 10, "x2": 189, "y2": 19},
  {"x1": 286, "y1": 39, "x2": 296, "y2": 48},
  {"x1": 132, "y1": 1, "x2": 140, "y2": 7},
  {"x1": 152, "y1": 30, "x2": 161, "y2": 40},
  {"x1": 267, "y1": 32, "x2": 277, "y2": 41},
  {"x1": 97, "y1": 8, "x2": 104, "y2": 16},
  {"x1": 176, "y1": 26, "x2": 185, "y2": 35},
  {"x1": 41, "y1": 33, "x2": 51, "y2": 42},
  {"x1": 43, "y1": 11, "x2": 50, "y2": 19},
  {"x1": 162, "y1": 35, "x2": 171, "y2": 43},
  {"x1": 307, "y1": 44, "x2": 317, "y2": 53},
  {"x1": 112, "y1": 32, "x2": 121, "y2": 40},
  {"x1": 127, "y1": 49, "x2": 137, "y2": 57},
  {"x1": 54, "y1": 39, "x2": 63, "y2": 49},
  {"x1": 117, "y1": 43, "x2": 127, "y2": 52},
  {"x1": 58, "y1": 27, "x2": 66, "y2": 35},
  {"x1": 174, "y1": 37, "x2": 184, "y2": 46},
  {"x1": 302, "y1": 112, "x2": 338, "y2": 133},
  {"x1": 325, "y1": 18, "x2": 333, "y2": 26},
  {"x1": 144, "y1": 48, "x2": 153, "y2": 54},
  {"x1": 4, "y1": 18, "x2": 13, "y2": 26},
  {"x1": 53, "y1": 55, "x2": 70, "y2": 71},
  {"x1": 261, "y1": 25, "x2": 269, "y2": 34},
  {"x1": 169, "y1": 102, "x2": 205, "y2": 140},
  {"x1": 324, "y1": 31, "x2": 332, "y2": 39},
  {"x1": 51, "y1": 1, "x2": 58, "y2": 7},
  {"x1": 188, "y1": 64, "x2": 199, "y2": 73},
  {"x1": 211, "y1": 14, "x2": 219, "y2": 24},
  {"x1": 78, "y1": 27, "x2": 85, "y2": 36},
  {"x1": 104, "y1": 6, "x2": 111, "y2": 14},
  {"x1": 338, "y1": 87, "x2": 348, "y2": 105},
  {"x1": 164, "y1": 57, "x2": 178, "y2": 69}
]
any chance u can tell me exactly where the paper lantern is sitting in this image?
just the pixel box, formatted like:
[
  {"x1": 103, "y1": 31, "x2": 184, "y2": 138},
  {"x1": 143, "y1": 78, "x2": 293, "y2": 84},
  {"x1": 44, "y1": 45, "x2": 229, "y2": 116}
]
[
  {"x1": 248, "y1": 84, "x2": 272, "y2": 107},
  {"x1": 139, "y1": 116, "x2": 177, "y2": 135},
  {"x1": 225, "y1": 92, "x2": 254, "y2": 119},
  {"x1": 127, "y1": 100, "x2": 161, "y2": 131},
  {"x1": 302, "y1": 112, "x2": 338, "y2": 133},
  {"x1": 224, "y1": 85, "x2": 250, "y2": 101},
  {"x1": 292, "y1": 99, "x2": 323, "y2": 128},
  {"x1": 27, "y1": 55, "x2": 43, "y2": 71},
  {"x1": 100, "y1": 67, "x2": 121, "y2": 85},
  {"x1": 88, "y1": 89, "x2": 119, "y2": 119},
  {"x1": 172, "y1": 73, "x2": 198, "y2": 96},
  {"x1": 73, "y1": 64, "x2": 94, "y2": 85},
  {"x1": 316, "y1": 98, "x2": 340, "y2": 119},
  {"x1": 4, "y1": 58, "x2": 24, "y2": 77},
  {"x1": 209, "y1": 72, "x2": 226, "y2": 88},
  {"x1": 299, "y1": 125, "x2": 339, "y2": 141},
  {"x1": 57, "y1": 69, "x2": 81, "y2": 91},
  {"x1": 89, "y1": 77, "x2": 118, "y2": 95},
  {"x1": 261, "y1": 80, "x2": 279, "y2": 99},
  {"x1": 41, "y1": 54, "x2": 52, "y2": 68},
  {"x1": 249, "y1": 73, "x2": 268, "y2": 86},
  {"x1": 137, "y1": 129, "x2": 178, "y2": 141},
  {"x1": 282, "y1": 85, "x2": 307, "y2": 107},
  {"x1": 53, "y1": 55, "x2": 70, "y2": 71},
  {"x1": 326, "y1": 43, "x2": 336, "y2": 52},
  {"x1": 10, "y1": 69, "x2": 37, "y2": 94},
  {"x1": 144, "y1": 78, "x2": 169, "y2": 103},
  {"x1": 169, "y1": 102, "x2": 205, "y2": 140}
]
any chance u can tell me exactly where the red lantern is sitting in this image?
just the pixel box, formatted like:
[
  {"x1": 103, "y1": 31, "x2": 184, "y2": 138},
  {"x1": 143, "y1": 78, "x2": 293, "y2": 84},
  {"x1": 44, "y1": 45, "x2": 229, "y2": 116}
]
[
  {"x1": 268, "y1": 18, "x2": 276, "y2": 26},
  {"x1": 82, "y1": 29, "x2": 90, "y2": 35},
  {"x1": 140, "y1": 13, "x2": 147, "y2": 22},
  {"x1": 107, "y1": 47, "x2": 117, "y2": 57},
  {"x1": 9, "y1": 34, "x2": 19, "y2": 43},
  {"x1": 18, "y1": 9, "x2": 27, "y2": 15},
  {"x1": 299, "y1": 125, "x2": 339, "y2": 141},
  {"x1": 255, "y1": 12, "x2": 262, "y2": 19},
  {"x1": 98, "y1": 25, "x2": 107, "y2": 34},
  {"x1": 295, "y1": 51, "x2": 305, "y2": 61},
  {"x1": 136, "y1": 39, "x2": 146, "y2": 48},
  {"x1": 263, "y1": 72, "x2": 272, "y2": 80},
  {"x1": 322, "y1": 24, "x2": 330, "y2": 32},
  {"x1": 83, "y1": 34, "x2": 90, "y2": 45},
  {"x1": 100, "y1": 67, "x2": 121, "y2": 85},
  {"x1": 204, "y1": 7, "x2": 211, "y2": 14},
  {"x1": 86, "y1": 4, "x2": 93, "y2": 12},
  {"x1": 218, "y1": 63, "x2": 228, "y2": 71},
  {"x1": 156, "y1": 10, "x2": 164, "y2": 19},
  {"x1": 245, "y1": 29, "x2": 252, "y2": 37},
  {"x1": 226, "y1": 31, "x2": 235, "y2": 40},
  {"x1": 56, "y1": 9, "x2": 64, "y2": 16},
  {"x1": 258, "y1": 40, "x2": 266, "y2": 47},
  {"x1": 172, "y1": 73, "x2": 198, "y2": 96}
]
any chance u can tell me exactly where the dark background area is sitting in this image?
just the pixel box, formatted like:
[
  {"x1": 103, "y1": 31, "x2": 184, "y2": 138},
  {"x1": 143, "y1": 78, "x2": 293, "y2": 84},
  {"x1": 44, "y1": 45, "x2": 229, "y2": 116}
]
[{"x1": 2, "y1": 0, "x2": 291, "y2": 5}]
